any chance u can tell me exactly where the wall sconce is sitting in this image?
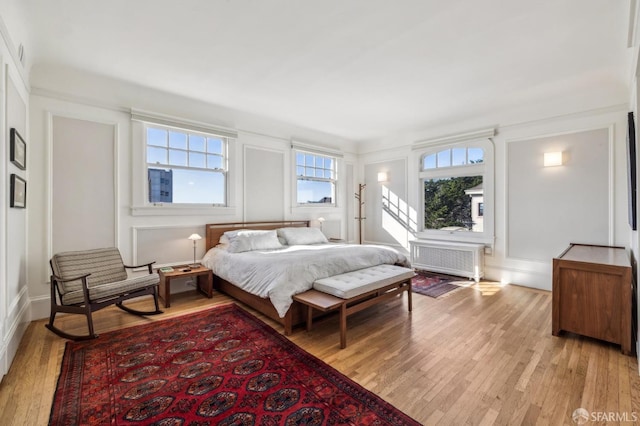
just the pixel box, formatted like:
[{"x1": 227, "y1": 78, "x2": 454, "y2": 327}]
[
  {"x1": 377, "y1": 172, "x2": 388, "y2": 182},
  {"x1": 544, "y1": 152, "x2": 563, "y2": 167}
]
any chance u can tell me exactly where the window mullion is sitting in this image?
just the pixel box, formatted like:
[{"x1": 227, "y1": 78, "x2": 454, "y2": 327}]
[
  {"x1": 298, "y1": 176, "x2": 334, "y2": 183},
  {"x1": 147, "y1": 163, "x2": 224, "y2": 173}
]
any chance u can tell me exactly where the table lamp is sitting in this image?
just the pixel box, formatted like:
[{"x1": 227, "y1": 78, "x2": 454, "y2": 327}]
[{"x1": 188, "y1": 233, "x2": 202, "y2": 267}]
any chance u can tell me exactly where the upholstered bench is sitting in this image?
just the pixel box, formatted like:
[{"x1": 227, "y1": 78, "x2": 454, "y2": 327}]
[{"x1": 293, "y1": 264, "x2": 415, "y2": 348}]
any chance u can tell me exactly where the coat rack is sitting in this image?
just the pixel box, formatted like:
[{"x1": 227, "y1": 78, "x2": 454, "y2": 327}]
[{"x1": 355, "y1": 183, "x2": 366, "y2": 244}]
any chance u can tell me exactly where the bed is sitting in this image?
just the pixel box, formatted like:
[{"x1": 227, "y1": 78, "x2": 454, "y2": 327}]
[{"x1": 201, "y1": 221, "x2": 410, "y2": 334}]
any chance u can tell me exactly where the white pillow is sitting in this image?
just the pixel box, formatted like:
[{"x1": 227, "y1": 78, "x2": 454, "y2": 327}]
[
  {"x1": 277, "y1": 227, "x2": 328, "y2": 245},
  {"x1": 224, "y1": 229, "x2": 282, "y2": 253}
]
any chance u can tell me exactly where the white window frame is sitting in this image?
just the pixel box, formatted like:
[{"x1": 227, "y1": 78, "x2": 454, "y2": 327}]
[
  {"x1": 416, "y1": 138, "x2": 494, "y2": 244},
  {"x1": 130, "y1": 109, "x2": 237, "y2": 216},
  {"x1": 145, "y1": 123, "x2": 228, "y2": 206},
  {"x1": 293, "y1": 148, "x2": 338, "y2": 207}
]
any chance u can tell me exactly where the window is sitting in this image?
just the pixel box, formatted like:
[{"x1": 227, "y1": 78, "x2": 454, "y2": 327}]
[
  {"x1": 295, "y1": 151, "x2": 336, "y2": 205},
  {"x1": 422, "y1": 147, "x2": 484, "y2": 170},
  {"x1": 418, "y1": 141, "x2": 493, "y2": 241},
  {"x1": 146, "y1": 125, "x2": 227, "y2": 205}
]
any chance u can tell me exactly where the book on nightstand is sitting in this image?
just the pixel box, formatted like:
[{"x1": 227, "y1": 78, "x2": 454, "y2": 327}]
[{"x1": 159, "y1": 266, "x2": 174, "y2": 273}]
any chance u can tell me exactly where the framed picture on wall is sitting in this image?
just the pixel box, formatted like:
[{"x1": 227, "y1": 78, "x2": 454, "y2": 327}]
[
  {"x1": 10, "y1": 174, "x2": 26, "y2": 208},
  {"x1": 627, "y1": 112, "x2": 637, "y2": 230},
  {"x1": 10, "y1": 128, "x2": 26, "y2": 170}
]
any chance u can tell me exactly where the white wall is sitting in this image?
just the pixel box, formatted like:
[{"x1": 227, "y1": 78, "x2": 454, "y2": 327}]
[
  {"x1": 244, "y1": 145, "x2": 285, "y2": 222},
  {"x1": 507, "y1": 128, "x2": 610, "y2": 260},
  {"x1": 52, "y1": 116, "x2": 116, "y2": 253},
  {"x1": 363, "y1": 159, "x2": 409, "y2": 249}
]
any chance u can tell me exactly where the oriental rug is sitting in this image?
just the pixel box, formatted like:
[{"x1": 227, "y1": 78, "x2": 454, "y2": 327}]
[
  {"x1": 49, "y1": 303, "x2": 420, "y2": 425},
  {"x1": 411, "y1": 270, "x2": 469, "y2": 298}
]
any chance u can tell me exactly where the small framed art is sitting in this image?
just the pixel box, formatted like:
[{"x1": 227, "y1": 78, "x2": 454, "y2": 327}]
[
  {"x1": 10, "y1": 174, "x2": 26, "y2": 208},
  {"x1": 628, "y1": 112, "x2": 637, "y2": 230},
  {"x1": 10, "y1": 128, "x2": 26, "y2": 170}
]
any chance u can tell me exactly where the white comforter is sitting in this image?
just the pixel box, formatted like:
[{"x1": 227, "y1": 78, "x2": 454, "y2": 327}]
[{"x1": 201, "y1": 243, "x2": 410, "y2": 318}]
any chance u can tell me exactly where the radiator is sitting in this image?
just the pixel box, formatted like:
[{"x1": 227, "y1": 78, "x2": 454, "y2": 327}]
[{"x1": 409, "y1": 240, "x2": 485, "y2": 282}]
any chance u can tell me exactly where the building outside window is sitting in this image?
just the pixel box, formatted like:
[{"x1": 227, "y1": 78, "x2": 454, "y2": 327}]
[
  {"x1": 148, "y1": 168, "x2": 173, "y2": 202},
  {"x1": 146, "y1": 125, "x2": 227, "y2": 205}
]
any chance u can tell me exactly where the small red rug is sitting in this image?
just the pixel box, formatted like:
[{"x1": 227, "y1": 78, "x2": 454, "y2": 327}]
[
  {"x1": 50, "y1": 304, "x2": 420, "y2": 425},
  {"x1": 412, "y1": 270, "x2": 467, "y2": 298}
]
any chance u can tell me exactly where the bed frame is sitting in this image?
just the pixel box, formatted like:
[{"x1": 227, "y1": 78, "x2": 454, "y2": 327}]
[{"x1": 205, "y1": 221, "x2": 310, "y2": 335}]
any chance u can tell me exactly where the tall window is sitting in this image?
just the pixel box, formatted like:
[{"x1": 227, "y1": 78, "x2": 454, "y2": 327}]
[
  {"x1": 146, "y1": 125, "x2": 227, "y2": 205},
  {"x1": 295, "y1": 151, "x2": 336, "y2": 205},
  {"x1": 419, "y1": 143, "x2": 492, "y2": 238}
]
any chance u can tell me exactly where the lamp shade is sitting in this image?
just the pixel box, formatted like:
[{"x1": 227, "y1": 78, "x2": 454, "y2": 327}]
[{"x1": 188, "y1": 233, "x2": 202, "y2": 268}]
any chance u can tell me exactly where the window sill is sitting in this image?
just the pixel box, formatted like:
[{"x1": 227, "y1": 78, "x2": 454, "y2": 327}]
[
  {"x1": 291, "y1": 205, "x2": 342, "y2": 214},
  {"x1": 131, "y1": 205, "x2": 236, "y2": 216},
  {"x1": 414, "y1": 231, "x2": 494, "y2": 246}
]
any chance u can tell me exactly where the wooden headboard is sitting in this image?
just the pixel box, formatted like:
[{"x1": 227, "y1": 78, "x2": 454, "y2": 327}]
[{"x1": 205, "y1": 221, "x2": 310, "y2": 251}]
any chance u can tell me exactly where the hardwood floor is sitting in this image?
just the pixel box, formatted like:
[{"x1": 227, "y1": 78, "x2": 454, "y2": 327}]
[{"x1": 1, "y1": 282, "x2": 639, "y2": 425}]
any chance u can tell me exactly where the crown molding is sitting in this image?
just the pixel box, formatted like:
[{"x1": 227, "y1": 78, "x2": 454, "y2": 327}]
[
  {"x1": 412, "y1": 128, "x2": 496, "y2": 150},
  {"x1": 0, "y1": 13, "x2": 28, "y2": 89}
]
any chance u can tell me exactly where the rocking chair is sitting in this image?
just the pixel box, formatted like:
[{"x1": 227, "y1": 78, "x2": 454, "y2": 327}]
[{"x1": 47, "y1": 247, "x2": 163, "y2": 340}]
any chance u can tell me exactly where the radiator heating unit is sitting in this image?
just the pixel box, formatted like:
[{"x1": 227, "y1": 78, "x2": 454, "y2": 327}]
[{"x1": 409, "y1": 240, "x2": 485, "y2": 282}]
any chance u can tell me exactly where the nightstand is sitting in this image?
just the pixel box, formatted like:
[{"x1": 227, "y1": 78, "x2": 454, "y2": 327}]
[{"x1": 157, "y1": 265, "x2": 213, "y2": 308}]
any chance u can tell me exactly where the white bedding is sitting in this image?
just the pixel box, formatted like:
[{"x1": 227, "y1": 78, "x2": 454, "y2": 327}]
[{"x1": 201, "y1": 243, "x2": 410, "y2": 318}]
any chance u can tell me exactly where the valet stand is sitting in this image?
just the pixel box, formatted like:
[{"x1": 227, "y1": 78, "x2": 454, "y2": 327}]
[{"x1": 355, "y1": 183, "x2": 366, "y2": 244}]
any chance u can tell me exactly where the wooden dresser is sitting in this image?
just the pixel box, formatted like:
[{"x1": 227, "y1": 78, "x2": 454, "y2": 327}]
[{"x1": 552, "y1": 243, "x2": 632, "y2": 355}]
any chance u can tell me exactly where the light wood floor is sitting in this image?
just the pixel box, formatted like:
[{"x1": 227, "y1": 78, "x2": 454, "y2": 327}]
[{"x1": 1, "y1": 282, "x2": 639, "y2": 425}]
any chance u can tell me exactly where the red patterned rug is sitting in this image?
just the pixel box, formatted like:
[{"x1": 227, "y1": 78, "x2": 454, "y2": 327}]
[
  {"x1": 50, "y1": 304, "x2": 420, "y2": 425},
  {"x1": 412, "y1": 270, "x2": 468, "y2": 298}
]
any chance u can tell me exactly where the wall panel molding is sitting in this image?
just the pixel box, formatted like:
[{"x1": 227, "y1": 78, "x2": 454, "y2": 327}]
[
  {"x1": 132, "y1": 225, "x2": 207, "y2": 266},
  {"x1": 49, "y1": 114, "x2": 118, "y2": 257},
  {"x1": 505, "y1": 126, "x2": 612, "y2": 262},
  {"x1": 244, "y1": 145, "x2": 285, "y2": 222}
]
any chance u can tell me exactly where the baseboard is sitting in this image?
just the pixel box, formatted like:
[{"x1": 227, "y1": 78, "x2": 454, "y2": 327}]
[
  {"x1": 0, "y1": 294, "x2": 31, "y2": 378},
  {"x1": 484, "y1": 264, "x2": 551, "y2": 290},
  {"x1": 30, "y1": 294, "x2": 51, "y2": 321},
  {"x1": 0, "y1": 341, "x2": 7, "y2": 378},
  {"x1": 1, "y1": 318, "x2": 29, "y2": 377}
]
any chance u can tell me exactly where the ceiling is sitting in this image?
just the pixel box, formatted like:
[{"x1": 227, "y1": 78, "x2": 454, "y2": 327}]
[{"x1": 18, "y1": 0, "x2": 634, "y2": 141}]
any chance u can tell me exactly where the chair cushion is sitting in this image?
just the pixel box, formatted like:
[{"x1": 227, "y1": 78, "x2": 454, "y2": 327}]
[
  {"x1": 51, "y1": 247, "x2": 128, "y2": 295},
  {"x1": 313, "y1": 264, "x2": 415, "y2": 299},
  {"x1": 62, "y1": 272, "x2": 159, "y2": 305}
]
